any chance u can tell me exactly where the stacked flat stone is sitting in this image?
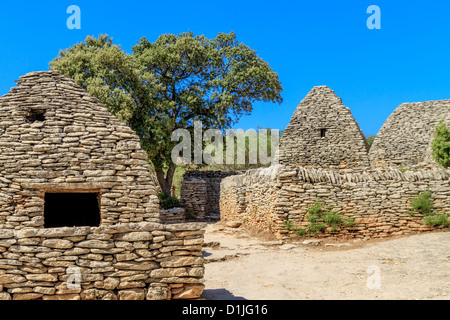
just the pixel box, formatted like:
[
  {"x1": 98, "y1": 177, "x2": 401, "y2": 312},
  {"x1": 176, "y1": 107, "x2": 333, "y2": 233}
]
[
  {"x1": 369, "y1": 99, "x2": 450, "y2": 169},
  {"x1": 180, "y1": 171, "x2": 241, "y2": 219},
  {"x1": 219, "y1": 166, "x2": 280, "y2": 232},
  {"x1": 278, "y1": 86, "x2": 370, "y2": 170},
  {"x1": 180, "y1": 178, "x2": 207, "y2": 219},
  {"x1": 220, "y1": 165, "x2": 450, "y2": 239},
  {"x1": 0, "y1": 71, "x2": 160, "y2": 228},
  {"x1": 0, "y1": 71, "x2": 206, "y2": 300},
  {"x1": 160, "y1": 208, "x2": 186, "y2": 224},
  {"x1": 0, "y1": 222, "x2": 205, "y2": 300}
]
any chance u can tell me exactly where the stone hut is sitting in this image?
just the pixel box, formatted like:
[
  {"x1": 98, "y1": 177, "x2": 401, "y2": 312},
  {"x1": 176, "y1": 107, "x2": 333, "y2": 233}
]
[
  {"x1": 0, "y1": 71, "x2": 205, "y2": 300},
  {"x1": 369, "y1": 99, "x2": 450, "y2": 169},
  {"x1": 0, "y1": 71, "x2": 160, "y2": 228},
  {"x1": 278, "y1": 86, "x2": 370, "y2": 170}
]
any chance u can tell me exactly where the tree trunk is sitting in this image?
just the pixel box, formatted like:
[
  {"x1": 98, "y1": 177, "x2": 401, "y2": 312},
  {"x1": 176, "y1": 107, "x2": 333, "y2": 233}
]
[{"x1": 154, "y1": 165, "x2": 176, "y2": 197}]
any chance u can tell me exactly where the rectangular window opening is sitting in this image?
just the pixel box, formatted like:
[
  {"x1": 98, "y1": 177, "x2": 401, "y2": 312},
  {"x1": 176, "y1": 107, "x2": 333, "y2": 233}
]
[
  {"x1": 320, "y1": 128, "x2": 327, "y2": 138},
  {"x1": 26, "y1": 109, "x2": 46, "y2": 123},
  {"x1": 44, "y1": 193, "x2": 101, "y2": 228}
]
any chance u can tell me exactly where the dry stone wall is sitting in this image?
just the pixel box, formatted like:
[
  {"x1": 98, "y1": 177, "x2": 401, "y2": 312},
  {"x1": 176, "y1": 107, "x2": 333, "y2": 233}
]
[
  {"x1": 369, "y1": 99, "x2": 450, "y2": 169},
  {"x1": 181, "y1": 178, "x2": 207, "y2": 219},
  {"x1": 220, "y1": 165, "x2": 450, "y2": 239},
  {"x1": 0, "y1": 71, "x2": 160, "y2": 229},
  {"x1": 0, "y1": 222, "x2": 205, "y2": 300},
  {"x1": 219, "y1": 166, "x2": 279, "y2": 232},
  {"x1": 181, "y1": 171, "x2": 240, "y2": 219},
  {"x1": 279, "y1": 86, "x2": 370, "y2": 170},
  {"x1": 160, "y1": 208, "x2": 186, "y2": 224}
]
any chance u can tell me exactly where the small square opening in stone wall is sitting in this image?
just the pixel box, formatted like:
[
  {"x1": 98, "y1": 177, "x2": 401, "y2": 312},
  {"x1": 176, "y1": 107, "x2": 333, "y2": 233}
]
[
  {"x1": 26, "y1": 109, "x2": 46, "y2": 123},
  {"x1": 44, "y1": 193, "x2": 101, "y2": 228}
]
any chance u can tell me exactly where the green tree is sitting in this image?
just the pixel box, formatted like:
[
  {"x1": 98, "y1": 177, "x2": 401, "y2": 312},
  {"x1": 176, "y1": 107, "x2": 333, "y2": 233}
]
[
  {"x1": 431, "y1": 120, "x2": 450, "y2": 168},
  {"x1": 365, "y1": 134, "x2": 376, "y2": 149},
  {"x1": 50, "y1": 33, "x2": 283, "y2": 196}
]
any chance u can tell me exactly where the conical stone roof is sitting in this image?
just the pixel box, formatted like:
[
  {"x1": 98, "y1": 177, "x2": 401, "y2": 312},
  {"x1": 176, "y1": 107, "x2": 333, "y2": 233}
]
[
  {"x1": 279, "y1": 86, "x2": 370, "y2": 170},
  {"x1": 369, "y1": 99, "x2": 450, "y2": 169}
]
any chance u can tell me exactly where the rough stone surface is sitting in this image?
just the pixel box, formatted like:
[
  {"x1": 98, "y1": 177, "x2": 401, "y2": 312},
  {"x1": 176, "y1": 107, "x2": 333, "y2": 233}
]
[
  {"x1": 0, "y1": 71, "x2": 160, "y2": 229},
  {"x1": 0, "y1": 71, "x2": 206, "y2": 300},
  {"x1": 146, "y1": 285, "x2": 171, "y2": 300},
  {"x1": 369, "y1": 99, "x2": 450, "y2": 169},
  {"x1": 0, "y1": 222, "x2": 206, "y2": 300},
  {"x1": 220, "y1": 165, "x2": 450, "y2": 239},
  {"x1": 160, "y1": 208, "x2": 186, "y2": 224},
  {"x1": 278, "y1": 86, "x2": 370, "y2": 170},
  {"x1": 180, "y1": 171, "x2": 241, "y2": 219}
]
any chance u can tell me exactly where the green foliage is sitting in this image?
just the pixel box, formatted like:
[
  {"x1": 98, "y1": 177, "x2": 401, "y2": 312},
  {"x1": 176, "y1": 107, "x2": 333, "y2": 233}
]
[
  {"x1": 306, "y1": 213, "x2": 318, "y2": 223},
  {"x1": 323, "y1": 211, "x2": 342, "y2": 225},
  {"x1": 50, "y1": 32, "x2": 283, "y2": 195},
  {"x1": 204, "y1": 128, "x2": 282, "y2": 171},
  {"x1": 307, "y1": 201, "x2": 324, "y2": 216},
  {"x1": 158, "y1": 192, "x2": 180, "y2": 209},
  {"x1": 410, "y1": 191, "x2": 433, "y2": 216},
  {"x1": 408, "y1": 190, "x2": 449, "y2": 228},
  {"x1": 431, "y1": 120, "x2": 450, "y2": 168},
  {"x1": 423, "y1": 214, "x2": 450, "y2": 227},
  {"x1": 365, "y1": 134, "x2": 376, "y2": 149},
  {"x1": 342, "y1": 218, "x2": 356, "y2": 227},
  {"x1": 172, "y1": 166, "x2": 186, "y2": 198},
  {"x1": 306, "y1": 200, "x2": 323, "y2": 223},
  {"x1": 308, "y1": 223, "x2": 327, "y2": 235},
  {"x1": 285, "y1": 220, "x2": 293, "y2": 231},
  {"x1": 300, "y1": 201, "x2": 356, "y2": 237},
  {"x1": 295, "y1": 228, "x2": 307, "y2": 237}
]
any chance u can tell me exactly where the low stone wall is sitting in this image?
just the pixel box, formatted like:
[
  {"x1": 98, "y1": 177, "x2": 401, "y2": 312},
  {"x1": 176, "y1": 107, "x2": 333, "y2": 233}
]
[
  {"x1": 181, "y1": 178, "x2": 207, "y2": 219},
  {"x1": 160, "y1": 208, "x2": 186, "y2": 224},
  {"x1": 220, "y1": 165, "x2": 450, "y2": 239},
  {"x1": 181, "y1": 171, "x2": 241, "y2": 219},
  {"x1": 0, "y1": 222, "x2": 205, "y2": 300},
  {"x1": 220, "y1": 166, "x2": 279, "y2": 233}
]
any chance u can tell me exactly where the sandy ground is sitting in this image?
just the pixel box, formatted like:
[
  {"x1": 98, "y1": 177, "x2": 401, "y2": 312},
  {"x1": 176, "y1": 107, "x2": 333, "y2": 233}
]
[{"x1": 201, "y1": 222, "x2": 450, "y2": 300}]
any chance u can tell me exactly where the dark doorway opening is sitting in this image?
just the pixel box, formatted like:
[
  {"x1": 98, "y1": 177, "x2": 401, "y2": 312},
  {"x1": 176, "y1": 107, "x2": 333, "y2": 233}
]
[{"x1": 44, "y1": 193, "x2": 101, "y2": 228}]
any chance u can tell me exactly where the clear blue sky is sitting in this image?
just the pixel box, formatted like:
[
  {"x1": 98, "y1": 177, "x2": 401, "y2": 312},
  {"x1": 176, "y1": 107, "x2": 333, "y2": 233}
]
[{"x1": 1, "y1": 0, "x2": 449, "y2": 136}]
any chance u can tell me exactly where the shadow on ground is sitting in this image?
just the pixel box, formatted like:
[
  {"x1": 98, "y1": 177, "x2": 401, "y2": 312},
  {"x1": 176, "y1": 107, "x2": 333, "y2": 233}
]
[{"x1": 201, "y1": 289, "x2": 247, "y2": 300}]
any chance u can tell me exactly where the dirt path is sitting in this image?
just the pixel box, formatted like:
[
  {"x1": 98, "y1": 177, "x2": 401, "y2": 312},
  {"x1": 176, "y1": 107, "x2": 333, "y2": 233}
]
[{"x1": 201, "y1": 222, "x2": 450, "y2": 300}]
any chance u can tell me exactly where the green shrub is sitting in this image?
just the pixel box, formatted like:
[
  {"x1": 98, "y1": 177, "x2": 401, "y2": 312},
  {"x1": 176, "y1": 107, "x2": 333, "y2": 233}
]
[
  {"x1": 342, "y1": 218, "x2": 356, "y2": 227},
  {"x1": 410, "y1": 191, "x2": 433, "y2": 216},
  {"x1": 302, "y1": 202, "x2": 357, "y2": 237},
  {"x1": 307, "y1": 201, "x2": 324, "y2": 216},
  {"x1": 323, "y1": 211, "x2": 342, "y2": 225},
  {"x1": 158, "y1": 192, "x2": 180, "y2": 209},
  {"x1": 285, "y1": 220, "x2": 293, "y2": 231},
  {"x1": 431, "y1": 120, "x2": 450, "y2": 168},
  {"x1": 295, "y1": 228, "x2": 307, "y2": 237},
  {"x1": 306, "y1": 201, "x2": 324, "y2": 223},
  {"x1": 306, "y1": 213, "x2": 318, "y2": 223},
  {"x1": 308, "y1": 223, "x2": 326, "y2": 235},
  {"x1": 423, "y1": 214, "x2": 450, "y2": 227}
]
